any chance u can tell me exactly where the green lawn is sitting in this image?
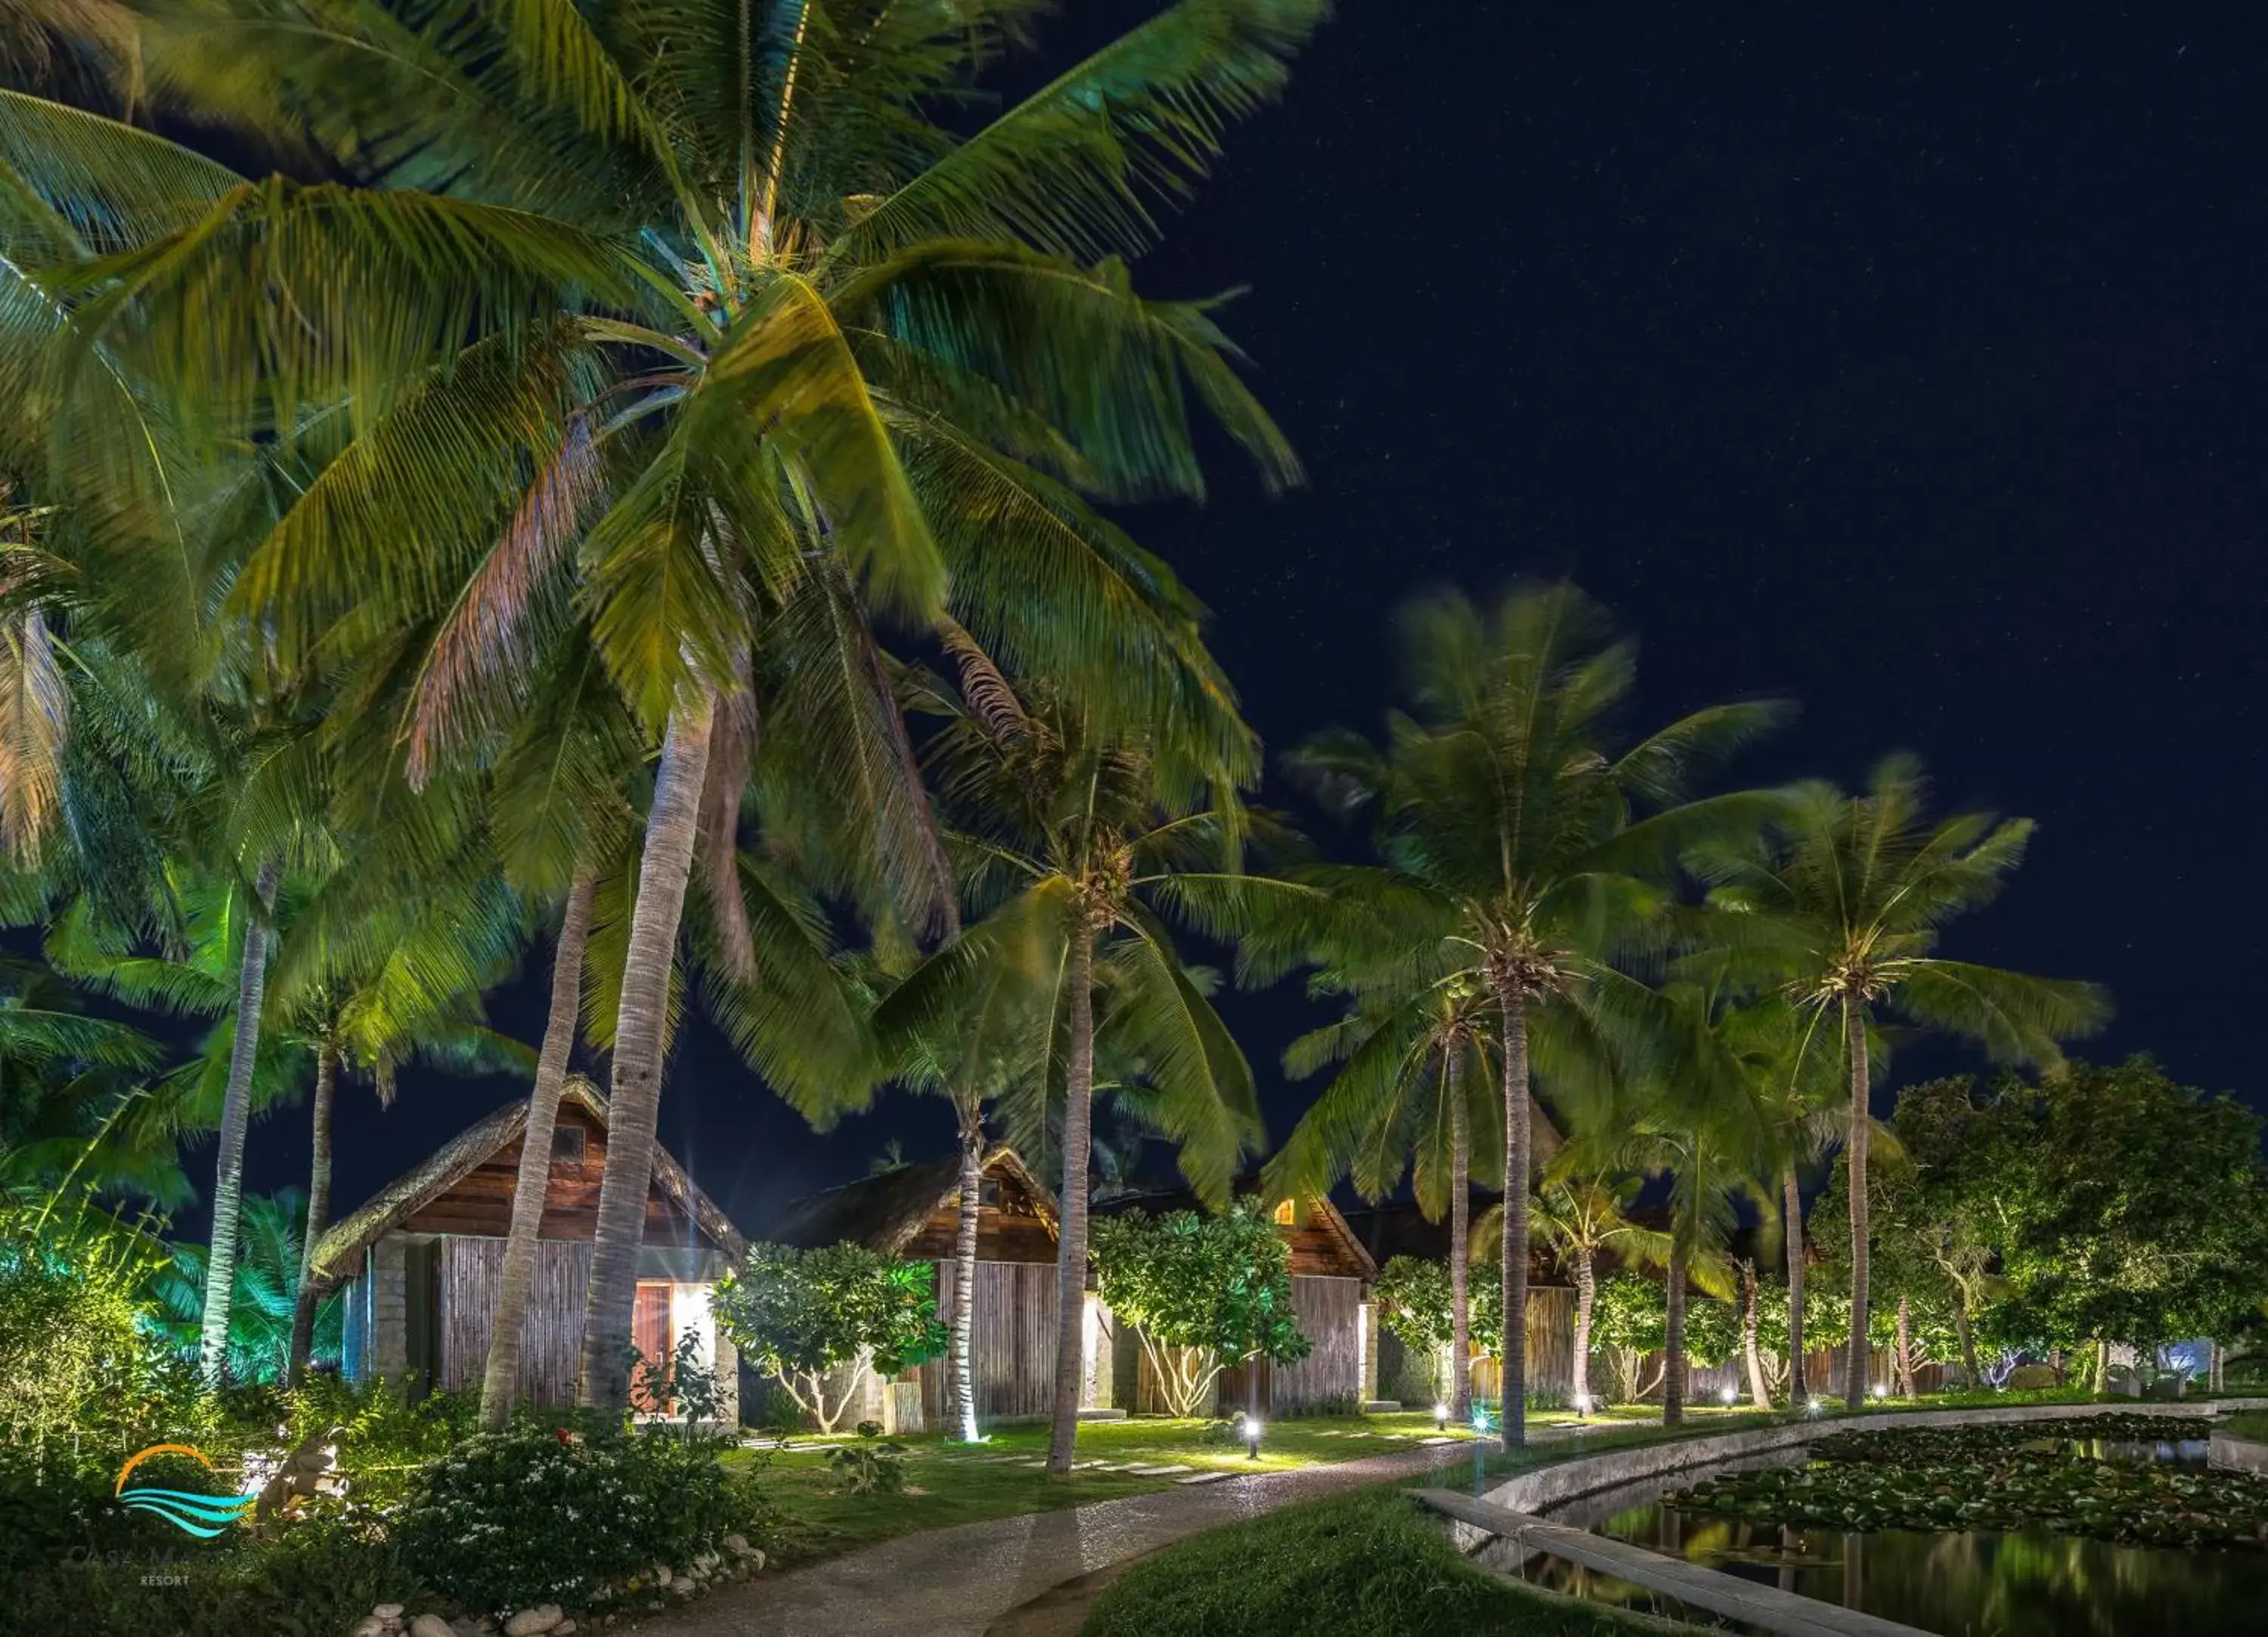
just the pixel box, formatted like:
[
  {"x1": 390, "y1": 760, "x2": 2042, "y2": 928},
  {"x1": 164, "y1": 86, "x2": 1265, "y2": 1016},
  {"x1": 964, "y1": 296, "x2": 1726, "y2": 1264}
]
[
  {"x1": 2220, "y1": 1410, "x2": 2268, "y2": 1440},
  {"x1": 728, "y1": 1410, "x2": 1491, "y2": 1567},
  {"x1": 1080, "y1": 1490, "x2": 1672, "y2": 1637}
]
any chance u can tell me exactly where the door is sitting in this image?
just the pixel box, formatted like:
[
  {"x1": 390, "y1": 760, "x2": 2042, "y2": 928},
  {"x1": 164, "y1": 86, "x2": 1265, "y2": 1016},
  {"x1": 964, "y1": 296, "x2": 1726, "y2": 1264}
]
[{"x1": 631, "y1": 1281, "x2": 673, "y2": 1413}]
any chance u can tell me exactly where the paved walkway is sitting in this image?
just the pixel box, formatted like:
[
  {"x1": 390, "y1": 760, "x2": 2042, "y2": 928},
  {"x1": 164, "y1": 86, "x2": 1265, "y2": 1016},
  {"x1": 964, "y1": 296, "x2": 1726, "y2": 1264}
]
[{"x1": 652, "y1": 1431, "x2": 1591, "y2": 1637}]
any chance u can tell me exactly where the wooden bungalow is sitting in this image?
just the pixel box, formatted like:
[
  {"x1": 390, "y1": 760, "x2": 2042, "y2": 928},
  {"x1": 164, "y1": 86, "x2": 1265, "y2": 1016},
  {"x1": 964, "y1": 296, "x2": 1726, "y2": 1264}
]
[
  {"x1": 1092, "y1": 1182, "x2": 1382, "y2": 1416},
  {"x1": 311, "y1": 1076, "x2": 746, "y2": 1422},
  {"x1": 758, "y1": 1147, "x2": 1061, "y2": 1430}
]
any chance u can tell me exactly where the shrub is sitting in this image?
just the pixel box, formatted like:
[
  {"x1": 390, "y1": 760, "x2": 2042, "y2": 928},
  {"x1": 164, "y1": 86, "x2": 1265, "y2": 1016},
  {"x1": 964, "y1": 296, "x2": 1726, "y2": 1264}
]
[
  {"x1": 713, "y1": 1242, "x2": 947, "y2": 1433},
  {"x1": 1090, "y1": 1204, "x2": 1312, "y2": 1417},
  {"x1": 392, "y1": 1423, "x2": 768, "y2": 1614}
]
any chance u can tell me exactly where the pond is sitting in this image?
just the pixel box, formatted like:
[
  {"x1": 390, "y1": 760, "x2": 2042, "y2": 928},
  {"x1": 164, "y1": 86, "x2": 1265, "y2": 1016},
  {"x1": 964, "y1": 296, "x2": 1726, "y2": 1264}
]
[{"x1": 1502, "y1": 1419, "x2": 2268, "y2": 1637}]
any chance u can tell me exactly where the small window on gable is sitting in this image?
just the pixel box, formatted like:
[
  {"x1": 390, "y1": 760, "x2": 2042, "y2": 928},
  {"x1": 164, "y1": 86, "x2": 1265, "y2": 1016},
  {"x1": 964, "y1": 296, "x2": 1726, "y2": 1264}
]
[
  {"x1": 978, "y1": 1179, "x2": 1002, "y2": 1207},
  {"x1": 1272, "y1": 1199, "x2": 1297, "y2": 1227},
  {"x1": 552, "y1": 1125, "x2": 586, "y2": 1166}
]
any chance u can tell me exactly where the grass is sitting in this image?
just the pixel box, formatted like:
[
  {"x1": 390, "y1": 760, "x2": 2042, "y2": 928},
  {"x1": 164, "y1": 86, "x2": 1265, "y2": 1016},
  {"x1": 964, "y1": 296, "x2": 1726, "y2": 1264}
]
[
  {"x1": 727, "y1": 1410, "x2": 1489, "y2": 1567},
  {"x1": 1080, "y1": 1490, "x2": 1670, "y2": 1637},
  {"x1": 2221, "y1": 1410, "x2": 2268, "y2": 1440}
]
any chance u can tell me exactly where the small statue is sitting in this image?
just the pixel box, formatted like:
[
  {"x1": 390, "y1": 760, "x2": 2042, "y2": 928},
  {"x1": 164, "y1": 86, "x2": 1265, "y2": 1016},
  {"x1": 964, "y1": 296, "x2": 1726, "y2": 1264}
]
[{"x1": 253, "y1": 1424, "x2": 345, "y2": 1524}]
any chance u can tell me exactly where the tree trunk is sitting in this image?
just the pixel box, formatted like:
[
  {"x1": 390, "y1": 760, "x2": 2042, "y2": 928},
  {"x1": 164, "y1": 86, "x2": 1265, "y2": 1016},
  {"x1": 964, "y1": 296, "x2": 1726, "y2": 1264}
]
[
  {"x1": 1447, "y1": 1043, "x2": 1472, "y2": 1422},
  {"x1": 286, "y1": 1041, "x2": 338, "y2": 1387},
  {"x1": 1497, "y1": 985, "x2": 1531, "y2": 1450},
  {"x1": 1783, "y1": 1164, "x2": 1807, "y2": 1405},
  {"x1": 1741, "y1": 1259, "x2": 1770, "y2": 1408},
  {"x1": 2211, "y1": 1339, "x2": 2226, "y2": 1395},
  {"x1": 198, "y1": 859, "x2": 277, "y2": 1388},
  {"x1": 1662, "y1": 1252, "x2": 1687, "y2": 1426},
  {"x1": 480, "y1": 866, "x2": 596, "y2": 1430},
  {"x1": 1045, "y1": 925, "x2": 1098, "y2": 1475},
  {"x1": 2092, "y1": 1336, "x2": 2110, "y2": 1396},
  {"x1": 1841, "y1": 1000, "x2": 1872, "y2": 1411},
  {"x1": 1954, "y1": 1294, "x2": 1978, "y2": 1387},
  {"x1": 950, "y1": 1094, "x2": 984, "y2": 1442},
  {"x1": 1572, "y1": 1246, "x2": 1595, "y2": 1410},
  {"x1": 577, "y1": 698, "x2": 715, "y2": 1410},
  {"x1": 1895, "y1": 1292, "x2": 1914, "y2": 1397}
]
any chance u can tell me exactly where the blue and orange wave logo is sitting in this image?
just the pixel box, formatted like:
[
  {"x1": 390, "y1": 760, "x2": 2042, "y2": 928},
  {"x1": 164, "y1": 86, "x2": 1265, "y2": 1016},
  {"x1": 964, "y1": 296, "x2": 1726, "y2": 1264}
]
[{"x1": 115, "y1": 1445, "x2": 256, "y2": 1538}]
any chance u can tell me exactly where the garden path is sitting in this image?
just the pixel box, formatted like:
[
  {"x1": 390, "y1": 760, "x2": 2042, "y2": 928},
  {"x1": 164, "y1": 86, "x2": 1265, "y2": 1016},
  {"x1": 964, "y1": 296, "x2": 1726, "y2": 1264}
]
[{"x1": 650, "y1": 1427, "x2": 1597, "y2": 1637}]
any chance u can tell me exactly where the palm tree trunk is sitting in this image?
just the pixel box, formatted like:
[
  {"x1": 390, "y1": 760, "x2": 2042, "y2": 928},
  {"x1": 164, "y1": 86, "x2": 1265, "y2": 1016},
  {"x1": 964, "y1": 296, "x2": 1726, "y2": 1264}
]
[
  {"x1": 198, "y1": 859, "x2": 277, "y2": 1388},
  {"x1": 1447, "y1": 1043, "x2": 1472, "y2": 1422},
  {"x1": 1783, "y1": 1165, "x2": 1807, "y2": 1404},
  {"x1": 1841, "y1": 1000, "x2": 1872, "y2": 1411},
  {"x1": 286, "y1": 1041, "x2": 338, "y2": 1386},
  {"x1": 1662, "y1": 1252, "x2": 1687, "y2": 1426},
  {"x1": 1571, "y1": 1246, "x2": 1595, "y2": 1411},
  {"x1": 1046, "y1": 924, "x2": 1097, "y2": 1475},
  {"x1": 1497, "y1": 985, "x2": 1531, "y2": 1451},
  {"x1": 1895, "y1": 1292, "x2": 1914, "y2": 1397},
  {"x1": 481, "y1": 866, "x2": 596, "y2": 1430},
  {"x1": 1741, "y1": 1259, "x2": 1770, "y2": 1408},
  {"x1": 577, "y1": 697, "x2": 715, "y2": 1409},
  {"x1": 951, "y1": 1093, "x2": 984, "y2": 1442}
]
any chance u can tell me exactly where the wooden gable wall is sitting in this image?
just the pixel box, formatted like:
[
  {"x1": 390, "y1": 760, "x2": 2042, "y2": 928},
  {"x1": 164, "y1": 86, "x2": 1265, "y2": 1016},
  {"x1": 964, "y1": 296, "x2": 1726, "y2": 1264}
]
[
  {"x1": 397, "y1": 1102, "x2": 716, "y2": 1249},
  {"x1": 900, "y1": 1159, "x2": 1058, "y2": 1264},
  {"x1": 1274, "y1": 1197, "x2": 1371, "y2": 1280}
]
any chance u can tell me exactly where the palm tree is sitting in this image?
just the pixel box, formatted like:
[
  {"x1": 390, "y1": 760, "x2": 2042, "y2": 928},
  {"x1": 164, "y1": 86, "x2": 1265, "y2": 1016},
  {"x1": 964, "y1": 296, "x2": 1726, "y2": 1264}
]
[
  {"x1": 1506, "y1": 1160, "x2": 1668, "y2": 1414},
  {"x1": 1691, "y1": 755, "x2": 2108, "y2": 1408},
  {"x1": 1265, "y1": 982, "x2": 1501, "y2": 1421},
  {"x1": 153, "y1": 1189, "x2": 341, "y2": 1384},
  {"x1": 29, "y1": 0, "x2": 1316, "y2": 1406},
  {"x1": 878, "y1": 684, "x2": 1263, "y2": 1475},
  {"x1": 1227, "y1": 585, "x2": 1785, "y2": 1447}
]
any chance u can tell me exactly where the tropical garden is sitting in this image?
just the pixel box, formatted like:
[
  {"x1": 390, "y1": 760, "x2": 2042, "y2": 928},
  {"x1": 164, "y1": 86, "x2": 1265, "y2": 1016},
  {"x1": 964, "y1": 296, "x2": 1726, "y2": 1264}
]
[{"x1": 0, "y1": 2, "x2": 2263, "y2": 1635}]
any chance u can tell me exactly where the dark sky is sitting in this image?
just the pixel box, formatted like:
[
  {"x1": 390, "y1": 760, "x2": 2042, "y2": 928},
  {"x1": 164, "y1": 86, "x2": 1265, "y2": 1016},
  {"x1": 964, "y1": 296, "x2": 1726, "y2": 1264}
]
[{"x1": 237, "y1": 2, "x2": 2268, "y2": 1241}]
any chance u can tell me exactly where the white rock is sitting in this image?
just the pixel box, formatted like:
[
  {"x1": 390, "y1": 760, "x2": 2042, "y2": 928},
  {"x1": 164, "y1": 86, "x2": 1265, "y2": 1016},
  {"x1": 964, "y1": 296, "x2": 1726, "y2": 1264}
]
[
  {"x1": 351, "y1": 1620, "x2": 386, "y2": 1637},
  {"x1": 693, "y1": 1551, "x2": 720, "y2": 1574},
  {"x1": 553, "y1": 1624, "x2": 575, "y2": 1636},
  {"x1": 375, "y1": 1608, "x2": 406, "y2": 1622},
  {"x1": 503, "y1": 1609, "x2": 561, "y2": 1637},
  {"x1": 723, "y1": 1533, "x2": 752, "y2": 1558},
  {"x1": 409, "y1": 1617, "x2": 455, "y2": 1637},
  {"x1": 749, "y1": 1548, "x2": 767, "y2": 1573}
]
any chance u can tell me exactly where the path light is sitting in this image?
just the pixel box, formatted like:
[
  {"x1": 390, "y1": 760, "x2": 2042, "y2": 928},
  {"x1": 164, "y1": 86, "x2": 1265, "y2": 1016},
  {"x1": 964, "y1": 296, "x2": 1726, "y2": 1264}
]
[
  {"x1": 1805, "y1": 1397, "x2": 1826, "y2": 1417},
  {"x1": 1434, "y1": 1402, "x2": 1449, "y2": 1432},
  {"x1": 1572, "y1": 1392, "x2": 1591, "y2": 1419},
  {"x1": 1243, "y1": 1416, "x2": 1263, "y2": 1461},
  {"x1": 1718, "y1": 1385, "x2": 1739, "y2": 1406},
  {"x1": 1870, "y1": 1383, "x2": 1889, "y2": 1401}
]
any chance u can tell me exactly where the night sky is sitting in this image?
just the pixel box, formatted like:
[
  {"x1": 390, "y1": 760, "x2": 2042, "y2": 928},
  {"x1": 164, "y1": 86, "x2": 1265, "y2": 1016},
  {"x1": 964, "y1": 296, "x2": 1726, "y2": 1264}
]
[{"x1": 234, "y1": 2, "x2": 2268, "y2": 1242}]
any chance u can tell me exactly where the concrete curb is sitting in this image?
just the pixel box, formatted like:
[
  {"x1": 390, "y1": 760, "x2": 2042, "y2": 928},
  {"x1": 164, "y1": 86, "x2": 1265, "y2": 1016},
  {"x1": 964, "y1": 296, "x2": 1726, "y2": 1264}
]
[{"x1": 1483, "y1": 1400, "x2": 2257, "y2": 1516}]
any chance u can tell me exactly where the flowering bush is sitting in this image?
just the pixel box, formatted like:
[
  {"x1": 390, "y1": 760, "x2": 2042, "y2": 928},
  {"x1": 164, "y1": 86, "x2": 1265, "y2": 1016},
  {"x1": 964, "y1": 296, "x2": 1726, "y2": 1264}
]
[{"x1": 392, "y1": 1424, "x2": 768, "y2": 1614}]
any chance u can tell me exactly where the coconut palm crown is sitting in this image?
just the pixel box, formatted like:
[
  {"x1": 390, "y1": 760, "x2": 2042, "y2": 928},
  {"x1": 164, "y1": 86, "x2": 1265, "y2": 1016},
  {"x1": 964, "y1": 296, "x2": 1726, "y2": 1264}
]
[{"x1": 1685, "y1": 754, "x2": 2109, "y2": 1408}]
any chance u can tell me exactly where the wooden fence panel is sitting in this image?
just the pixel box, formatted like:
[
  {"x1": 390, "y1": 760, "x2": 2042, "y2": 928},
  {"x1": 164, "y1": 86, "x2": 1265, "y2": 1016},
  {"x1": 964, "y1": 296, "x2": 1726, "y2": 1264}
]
[
  {"x1": 922, "y1": 1259, "x2": 1058, "y2": 1423},
  {"x1": 1468, "y1": 1285, "x2": 1578, "y2": 1405},
  {"x1": 435, "y1": 1235, "x2": 592, "y2": 1406},
  {"x1": 1273, "y1": 1275, "x2": 1362, "y2": 1412}
]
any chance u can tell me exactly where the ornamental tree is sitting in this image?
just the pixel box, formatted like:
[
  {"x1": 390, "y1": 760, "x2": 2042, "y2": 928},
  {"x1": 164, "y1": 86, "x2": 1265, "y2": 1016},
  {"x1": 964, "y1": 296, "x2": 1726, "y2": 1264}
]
[
  {"x1": 1591, "y1": 1271, "x2": 1665, "y2": 1403},
  {"x1": 713, "y1": 1242, "x2": 947, "y2": 1433},
  {"x1": 1373, "y1": 1254, "x2": 1501, "y2": 1403},
  {"x1": 1090, "y1": 1202, "x2": 1311, "y2": 1418}
]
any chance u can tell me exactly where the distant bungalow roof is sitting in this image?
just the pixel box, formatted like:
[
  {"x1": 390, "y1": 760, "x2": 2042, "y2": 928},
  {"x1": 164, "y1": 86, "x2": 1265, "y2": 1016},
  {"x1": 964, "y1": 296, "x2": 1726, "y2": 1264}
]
[
  {"x1": 758, "y1": 1146, "x2": 1055, "y2": 1256},
  {"x1": 1094, "y1": 1177, "x2": 1379, "y2": 1281},
  {"x1": 307, "y1": 1075, "x2": 745, "y2": 1291}
]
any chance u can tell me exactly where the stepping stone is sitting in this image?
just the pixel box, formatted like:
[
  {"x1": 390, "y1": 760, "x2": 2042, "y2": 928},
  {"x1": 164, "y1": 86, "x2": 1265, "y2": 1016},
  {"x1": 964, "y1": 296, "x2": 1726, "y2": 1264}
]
[
  {"x1": 1418, "y1": 1436, "x2": 1458, "y2": 1445},
  {"x1": 1313, "y1": 1430, "x2": 1346, "y2": 1437},
  {"x1": 1086, "y1": 1462, "x2": 1136, "y2": 1471},
  {"x1": 1123, "y1": 1463, "x2": 1191, "y2": 1476},
  {"x1": 1176, "y1": 1471, "x2": 1232, "y2": 1485}
]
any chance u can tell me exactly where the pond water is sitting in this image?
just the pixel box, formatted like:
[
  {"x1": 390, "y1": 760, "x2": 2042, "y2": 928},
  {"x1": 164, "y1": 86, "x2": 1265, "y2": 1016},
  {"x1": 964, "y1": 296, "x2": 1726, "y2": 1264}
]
[{"x1": 1504, "y1": 1436, "x2": 2268, "y2": 1637}]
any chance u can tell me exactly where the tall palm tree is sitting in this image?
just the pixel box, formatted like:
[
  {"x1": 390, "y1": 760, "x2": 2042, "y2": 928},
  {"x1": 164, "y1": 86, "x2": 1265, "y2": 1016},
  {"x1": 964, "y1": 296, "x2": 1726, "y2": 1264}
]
[
  {"x1": 1504, "y1": 1159, "x2": 1668, "y2": 1413},
  {"x1": 1691, "y1": 756, "x2": 2109, "y2": 1408},
  {"x1": 1265, "y1": 982, "x2": 1501, "y2": 1421},
  {"x1": 878, "y1": 687, "x2": 1263, "y2": 1475},
  {"x1": 29, "y1": 0, "x2": 1316, "y2": 1405},
  {"x1": 1226, "y1": 585, "x2": 1786, "y2": 1447}
]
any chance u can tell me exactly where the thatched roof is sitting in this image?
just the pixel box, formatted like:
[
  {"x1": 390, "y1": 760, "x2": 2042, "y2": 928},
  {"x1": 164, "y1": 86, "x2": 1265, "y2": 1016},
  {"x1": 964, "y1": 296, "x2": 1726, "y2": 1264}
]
[
  {"x1": 308, "y1": 1075, "x2": 745, "y2": 1290},
  {"x1": 1095, "y1": 1178, "x2": 1380, "y2": 1281},
  {"x1": 758, "y1": 1146, "x2": 1055, "y2": 1255}
]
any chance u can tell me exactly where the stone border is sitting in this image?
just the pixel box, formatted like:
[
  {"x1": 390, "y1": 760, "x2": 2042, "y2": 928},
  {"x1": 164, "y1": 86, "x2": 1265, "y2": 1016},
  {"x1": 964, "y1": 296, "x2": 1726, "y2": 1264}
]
[
  {"x1": 1483, "y1": 1400, "x2": 2254, "y2": 1516},
  {"x1": 2210, "y1": 1431, "x2": 2268, "y2": 1477}
]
